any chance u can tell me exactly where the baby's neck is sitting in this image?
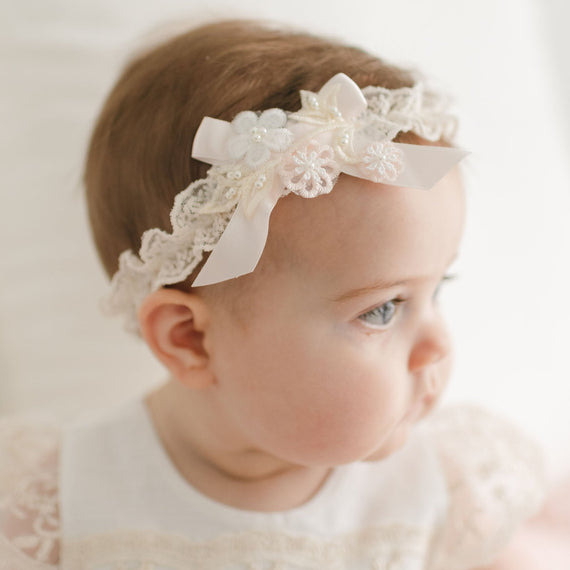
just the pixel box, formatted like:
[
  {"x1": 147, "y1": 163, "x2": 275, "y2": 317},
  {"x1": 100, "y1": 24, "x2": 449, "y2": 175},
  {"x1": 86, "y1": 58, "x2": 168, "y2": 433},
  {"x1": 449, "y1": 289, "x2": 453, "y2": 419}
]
[{"x1": 145, "y1": 380, "x2": 332, "y2": 512}]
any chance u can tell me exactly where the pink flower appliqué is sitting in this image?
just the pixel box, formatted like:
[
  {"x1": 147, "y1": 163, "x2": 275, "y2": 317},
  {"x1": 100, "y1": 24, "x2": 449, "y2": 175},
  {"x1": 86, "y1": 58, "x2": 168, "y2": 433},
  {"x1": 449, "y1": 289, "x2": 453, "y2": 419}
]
[
  {"x1": 361, "y1": 141, "x2": 403, "y2": 183},
  {"x1": 279, "y1": 142, "x2": 340, "y2": 198}
]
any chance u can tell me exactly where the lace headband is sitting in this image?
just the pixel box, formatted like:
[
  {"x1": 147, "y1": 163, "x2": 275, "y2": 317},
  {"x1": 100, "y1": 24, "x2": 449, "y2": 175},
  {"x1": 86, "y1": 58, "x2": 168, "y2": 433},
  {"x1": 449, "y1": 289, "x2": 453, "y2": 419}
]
[{"x1": 103, "y1": 73, "x2": 468, "y2": 333}]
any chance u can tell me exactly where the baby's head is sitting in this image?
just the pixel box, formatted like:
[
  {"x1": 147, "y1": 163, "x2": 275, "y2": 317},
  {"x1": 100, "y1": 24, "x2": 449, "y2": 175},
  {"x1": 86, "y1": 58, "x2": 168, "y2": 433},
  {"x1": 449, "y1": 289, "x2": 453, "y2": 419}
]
[{"x1": 84, "y1": 20, "x2": 466, "y2": 466}]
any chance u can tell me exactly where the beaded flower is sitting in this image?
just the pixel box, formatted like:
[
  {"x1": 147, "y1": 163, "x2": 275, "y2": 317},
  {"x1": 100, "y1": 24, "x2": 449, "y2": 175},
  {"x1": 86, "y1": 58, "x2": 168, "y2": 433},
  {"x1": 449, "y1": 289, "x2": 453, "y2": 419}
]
[{"x1": 227, "y1": 109, "x2": 294, "y2": 168}]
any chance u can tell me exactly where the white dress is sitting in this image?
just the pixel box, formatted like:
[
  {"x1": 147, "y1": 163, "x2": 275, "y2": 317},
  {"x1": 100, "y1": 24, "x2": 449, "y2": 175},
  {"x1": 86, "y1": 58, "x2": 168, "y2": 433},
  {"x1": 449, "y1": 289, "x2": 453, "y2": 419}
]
[{"x1": 0, "y1": 397, "x2": 545, "y2": 570}]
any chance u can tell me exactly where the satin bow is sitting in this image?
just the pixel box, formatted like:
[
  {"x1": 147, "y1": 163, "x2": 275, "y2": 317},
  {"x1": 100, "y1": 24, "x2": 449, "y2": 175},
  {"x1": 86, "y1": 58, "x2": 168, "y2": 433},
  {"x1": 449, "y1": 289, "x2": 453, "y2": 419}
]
[{"x1": 191, "y1": 73, "x2": 467, "y2": 286}]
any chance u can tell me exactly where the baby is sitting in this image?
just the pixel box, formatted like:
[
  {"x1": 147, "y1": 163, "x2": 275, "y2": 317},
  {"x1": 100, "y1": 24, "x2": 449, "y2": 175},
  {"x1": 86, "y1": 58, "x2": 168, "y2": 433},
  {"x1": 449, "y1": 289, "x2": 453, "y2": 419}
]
[{"x1": 0, "y1": 18, "x2": 556, "y2": 570}]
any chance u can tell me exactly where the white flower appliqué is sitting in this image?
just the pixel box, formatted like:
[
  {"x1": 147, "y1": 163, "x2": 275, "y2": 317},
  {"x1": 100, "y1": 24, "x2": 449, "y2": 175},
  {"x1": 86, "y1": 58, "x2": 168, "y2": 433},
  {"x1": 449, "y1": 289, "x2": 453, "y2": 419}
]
[
  {"x1": 361, "y1": 141, "x2": 403, "y2": 183},
  {"x1": 227, "y1": 109, "x2": 293, "y2": 168},
  {"x1": 279, "y1": 141, "x2": 340, "y2": 198}
]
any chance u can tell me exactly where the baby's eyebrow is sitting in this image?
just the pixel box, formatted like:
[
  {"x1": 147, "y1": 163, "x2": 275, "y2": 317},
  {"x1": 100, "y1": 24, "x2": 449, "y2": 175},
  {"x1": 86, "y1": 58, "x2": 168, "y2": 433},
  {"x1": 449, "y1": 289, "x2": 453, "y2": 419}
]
[
  {"x1": 333, "y1": 252, "x2": 459, "y2": 303},
  {"x1": 332, "y1": 278, "x2": 409, "y2": 303}
]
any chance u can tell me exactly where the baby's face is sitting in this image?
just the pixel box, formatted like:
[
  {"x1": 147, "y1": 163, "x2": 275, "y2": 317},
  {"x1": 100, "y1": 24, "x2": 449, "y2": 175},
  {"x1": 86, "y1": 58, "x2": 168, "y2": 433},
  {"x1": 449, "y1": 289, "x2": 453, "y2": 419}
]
[{"x1": 206, "y1": 169, "x2": 465, "y2": 467}]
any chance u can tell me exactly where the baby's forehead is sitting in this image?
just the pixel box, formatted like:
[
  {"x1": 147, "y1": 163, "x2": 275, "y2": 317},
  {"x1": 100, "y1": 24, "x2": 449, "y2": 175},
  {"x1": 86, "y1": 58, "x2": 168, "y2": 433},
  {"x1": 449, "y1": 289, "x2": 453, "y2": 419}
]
[{"x1": 262, "y1": 172, "x2": 465, "y2": 290}]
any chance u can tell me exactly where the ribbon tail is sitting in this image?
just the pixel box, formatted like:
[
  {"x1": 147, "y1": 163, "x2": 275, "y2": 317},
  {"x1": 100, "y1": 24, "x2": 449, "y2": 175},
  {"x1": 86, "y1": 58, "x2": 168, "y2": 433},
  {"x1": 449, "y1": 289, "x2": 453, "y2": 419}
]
[
  {"x1": 192, "y1": 195, "x2": 279, "y2": 286},
  {"x1": 192, "y1": 117, "x2": 235, "y2": 164},
  {"x1": 343, "y1": 144, "x2": 469, "y2": 190},
  {"x1": 390, "y1": 144, "x2": 469, "y2": 189}
]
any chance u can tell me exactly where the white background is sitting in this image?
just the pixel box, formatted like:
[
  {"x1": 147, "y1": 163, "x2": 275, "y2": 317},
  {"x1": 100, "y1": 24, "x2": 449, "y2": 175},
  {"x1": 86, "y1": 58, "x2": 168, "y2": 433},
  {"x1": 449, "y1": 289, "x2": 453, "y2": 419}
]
[{"x1": 1, "y1": 0, "x2": 569, "y2": 478}]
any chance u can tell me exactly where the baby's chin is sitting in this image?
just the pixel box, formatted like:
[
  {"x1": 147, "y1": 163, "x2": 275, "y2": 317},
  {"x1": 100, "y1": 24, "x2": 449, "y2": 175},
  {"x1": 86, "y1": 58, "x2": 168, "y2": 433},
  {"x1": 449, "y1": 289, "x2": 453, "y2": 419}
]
[{"x1": 361, "y1": 424, "x2": 412, "y2": 463}]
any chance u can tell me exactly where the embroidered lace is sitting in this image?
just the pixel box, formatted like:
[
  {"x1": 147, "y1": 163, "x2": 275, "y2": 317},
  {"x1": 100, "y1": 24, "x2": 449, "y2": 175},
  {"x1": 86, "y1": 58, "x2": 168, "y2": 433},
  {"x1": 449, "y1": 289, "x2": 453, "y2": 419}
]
[
  {"x1": 426, "y1": 405, "x2": 545, "y2": 570},
  {"x1": 63, "y1": 525, "x2": 431, "y2": 570},
  {"x1": 0, "y1": 418, "x2": 60, "y2": 569}
]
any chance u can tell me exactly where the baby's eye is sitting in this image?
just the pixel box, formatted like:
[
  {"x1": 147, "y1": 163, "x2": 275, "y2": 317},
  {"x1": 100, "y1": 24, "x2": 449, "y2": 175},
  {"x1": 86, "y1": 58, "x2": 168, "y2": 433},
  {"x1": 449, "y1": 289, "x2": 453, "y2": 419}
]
[{"x1": 358, "y1": 299, "x2": 404, "y2": 329}]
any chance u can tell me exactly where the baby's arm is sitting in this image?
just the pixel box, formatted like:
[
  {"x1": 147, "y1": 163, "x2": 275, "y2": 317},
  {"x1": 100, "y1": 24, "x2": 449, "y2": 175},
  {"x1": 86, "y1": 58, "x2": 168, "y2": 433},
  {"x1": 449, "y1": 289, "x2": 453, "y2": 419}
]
[{"x1": 0, "y1": 416, "x2": 60, "y2": 568}]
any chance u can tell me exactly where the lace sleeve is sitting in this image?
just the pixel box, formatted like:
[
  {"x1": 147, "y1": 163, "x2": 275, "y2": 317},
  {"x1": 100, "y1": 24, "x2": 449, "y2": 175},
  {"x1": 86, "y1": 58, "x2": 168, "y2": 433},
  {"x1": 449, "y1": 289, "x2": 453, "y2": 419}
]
[
  {"x1": 426, "y1": 405, "x2": 546, "y2": 570},
  {"x1": 0, "y1": 416, "x2": 60, "y2": 569}
]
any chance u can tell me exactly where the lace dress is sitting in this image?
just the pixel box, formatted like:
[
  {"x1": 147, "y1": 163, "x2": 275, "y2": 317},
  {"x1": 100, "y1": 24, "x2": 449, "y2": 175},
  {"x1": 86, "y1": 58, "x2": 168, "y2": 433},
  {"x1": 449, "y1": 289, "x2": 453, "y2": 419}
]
[{"x1": 0, "y1": 399, "x2": 545, "y2": 570}]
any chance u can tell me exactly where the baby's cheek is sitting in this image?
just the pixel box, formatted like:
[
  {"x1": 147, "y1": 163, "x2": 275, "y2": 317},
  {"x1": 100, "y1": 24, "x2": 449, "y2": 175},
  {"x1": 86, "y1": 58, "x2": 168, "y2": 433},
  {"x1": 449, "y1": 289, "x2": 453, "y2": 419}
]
[
  {"x1": 308, "y1": 371, "x2": 405, "y2": 454},
  {"x1": 263, "y1": 375, "x2": 392, "y2": 464}
]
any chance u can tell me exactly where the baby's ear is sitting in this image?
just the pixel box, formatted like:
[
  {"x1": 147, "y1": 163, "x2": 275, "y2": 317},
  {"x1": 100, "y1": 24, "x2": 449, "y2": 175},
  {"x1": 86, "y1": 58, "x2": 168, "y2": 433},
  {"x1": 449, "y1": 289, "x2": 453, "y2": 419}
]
[{"x1": 138, "y1": 289, "x2": 214, "y2": 389}]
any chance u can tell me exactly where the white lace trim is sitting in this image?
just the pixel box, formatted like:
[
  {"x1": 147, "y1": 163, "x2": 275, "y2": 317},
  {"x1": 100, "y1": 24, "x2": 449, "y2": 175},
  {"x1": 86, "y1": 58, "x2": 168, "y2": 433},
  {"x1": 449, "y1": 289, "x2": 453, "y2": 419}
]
[
  {"x1": 62, "y1": 525, "x2": 431, "y2": 570},
  {"x1": 361, "y1": 84, "x2": 456, "y2": 142}
]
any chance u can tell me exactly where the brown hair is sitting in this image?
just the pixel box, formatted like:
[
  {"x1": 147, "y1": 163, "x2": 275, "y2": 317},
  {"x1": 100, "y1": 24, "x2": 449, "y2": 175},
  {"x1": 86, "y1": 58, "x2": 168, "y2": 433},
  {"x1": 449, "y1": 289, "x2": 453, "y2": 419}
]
[{"x1": 84, "y1": 19, "x2": 417, "y2": 283}]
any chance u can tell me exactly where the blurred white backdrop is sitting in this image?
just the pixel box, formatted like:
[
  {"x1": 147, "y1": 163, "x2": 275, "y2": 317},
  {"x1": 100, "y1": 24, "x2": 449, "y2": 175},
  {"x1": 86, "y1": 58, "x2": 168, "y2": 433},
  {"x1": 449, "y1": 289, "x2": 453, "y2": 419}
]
[{"x1": 1, "y1": 0, "x2": 569, "y2": 477}]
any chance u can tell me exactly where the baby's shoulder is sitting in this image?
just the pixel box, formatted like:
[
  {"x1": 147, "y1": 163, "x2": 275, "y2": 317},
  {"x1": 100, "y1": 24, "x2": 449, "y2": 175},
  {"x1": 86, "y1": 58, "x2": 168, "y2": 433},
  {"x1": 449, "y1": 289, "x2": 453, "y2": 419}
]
[
  {"x1": 0, "y1": 414, "x2": 61, "y2": 568},
  {"x1": 423, "y1": 404, "x2": 545, "y2": 569}
]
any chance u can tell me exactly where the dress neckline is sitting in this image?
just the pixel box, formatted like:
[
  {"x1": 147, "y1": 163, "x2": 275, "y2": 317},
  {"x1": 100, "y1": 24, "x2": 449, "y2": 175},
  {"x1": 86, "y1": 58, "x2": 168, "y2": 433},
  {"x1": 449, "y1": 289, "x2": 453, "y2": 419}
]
[{"x1": 134, "y1": 393, "x2": 352, "y2": 523}]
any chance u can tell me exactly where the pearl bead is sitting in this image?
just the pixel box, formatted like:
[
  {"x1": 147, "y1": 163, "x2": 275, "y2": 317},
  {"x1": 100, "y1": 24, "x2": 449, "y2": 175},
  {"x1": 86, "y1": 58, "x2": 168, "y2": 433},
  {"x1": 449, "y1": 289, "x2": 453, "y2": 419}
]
[
  {"x1": 250, "y1": 127, "x2": 267, "y2": 142},
  {"x1": 254, "y1": 174, "x2": 266, "y2": 190},
  {"x1": 225, "y1": 187, "x2": 237, "y2": 199},
  {"x1": 308, "y1": 96, "x2": 319, "y2": 109}
]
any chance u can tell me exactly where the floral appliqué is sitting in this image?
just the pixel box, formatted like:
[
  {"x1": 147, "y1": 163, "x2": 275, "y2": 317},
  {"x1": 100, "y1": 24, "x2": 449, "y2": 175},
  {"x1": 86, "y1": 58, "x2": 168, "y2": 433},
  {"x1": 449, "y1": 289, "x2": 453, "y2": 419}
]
[
  {"x1": 361, "y1": 141, "x2": 403, "y2": 183},
  {"x1": 279, "y1": 141, "x2": 340, "y2": 198},
  {"x1": 227, "y1": 109, "x2": 293, "y2": 168}
]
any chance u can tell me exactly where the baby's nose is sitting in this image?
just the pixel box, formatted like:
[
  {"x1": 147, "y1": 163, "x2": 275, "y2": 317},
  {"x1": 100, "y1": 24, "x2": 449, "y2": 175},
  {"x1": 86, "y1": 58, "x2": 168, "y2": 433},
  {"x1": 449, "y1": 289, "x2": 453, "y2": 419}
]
[{"x1": 408, "y1": 325, "x2": 450, "y2": 372}]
